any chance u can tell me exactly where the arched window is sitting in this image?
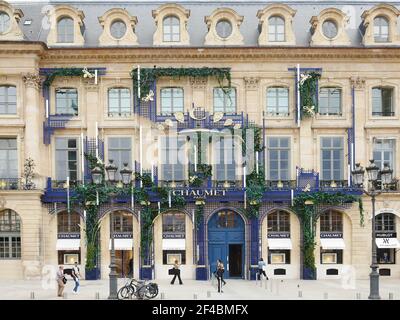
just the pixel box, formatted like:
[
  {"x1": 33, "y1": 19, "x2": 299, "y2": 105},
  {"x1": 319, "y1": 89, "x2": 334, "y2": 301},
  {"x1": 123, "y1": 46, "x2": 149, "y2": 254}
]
[
  {"x1": 320, "y1": 210, "x2": 343, "y2": 232},
  {"x1": 162, "y1": 212, "x2": 185, "y2": 233},
  {"x1": 0, "y1": 209, "x2": 21, "y2": 259},
  {"x1": 163, "y1": 16, "x2": 180, "y2": 42},
  {"x1": 376, "y1": 212, "x2": 395, "y2": 232},
  {"x1": 57, "y1": 17, "x2": 74, "y2": 43},
  {"x1": 268, "y1": 210, "x2": 290, "y2": 232},
  {"x1": 110, "y1": 20, "x2": 127, "y2": 40},
  {"x1": 268, "y1": 16, "x2": 285, "y2": 42},
  {"x1": 0, "y1": 11, "x2": 10, "y2": 34},
  {"x1": 374, "y1": 16, "x2": 389, "y2": 42},
  {"x1": 217, "y1": 210, "x2": 237, "y2": 228},
  {"x1": 57, "y1": 211, "x2": 80, "y2": 233},
  {"x1": 108, "y1": 88, "x2": 131, "y2": 116},
  {"x1": 0, "y1": 85, "x2": 16, "y2": 114},
  {"x1": 111, "y1": 211, "x2": 133, "y2": 233}
]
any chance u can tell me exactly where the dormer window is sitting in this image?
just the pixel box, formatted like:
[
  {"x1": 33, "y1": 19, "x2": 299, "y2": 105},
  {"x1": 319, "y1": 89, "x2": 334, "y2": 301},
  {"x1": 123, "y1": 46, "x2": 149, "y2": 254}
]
[
  {"x1": 216, "y1": 19, "x2": 232, "y2": 39},
  {"x1": 268, "y1": 16, "x2": 285, "y2": 42},
  {"x1": 0, "y1": 11, "x2": 10, "y2": 34},
  {"x1": 322, "y1": 20, "x2": 338, "y2": 39},
  {"x1": 110, "y1": 20, "x2": 127, "y2": 40},
  {"x1": 374, "y1": 16, "x2": 389, "y2": 42},
  {"x1": 163, "y1": 15, "x2": 180, "y2": 42},
  {"x1": 57, "y1": 17, "x2": 74, "y2": 43}
]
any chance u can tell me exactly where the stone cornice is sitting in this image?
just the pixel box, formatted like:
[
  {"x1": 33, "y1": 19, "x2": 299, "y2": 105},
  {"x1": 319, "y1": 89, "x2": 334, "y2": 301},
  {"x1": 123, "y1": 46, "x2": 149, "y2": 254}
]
[
  {"x1": 39, "y1": 46, "x2": 400, "y2": 63},
  {"x1": 0, "y1": 41, "x2": 46, "y2": 55}
]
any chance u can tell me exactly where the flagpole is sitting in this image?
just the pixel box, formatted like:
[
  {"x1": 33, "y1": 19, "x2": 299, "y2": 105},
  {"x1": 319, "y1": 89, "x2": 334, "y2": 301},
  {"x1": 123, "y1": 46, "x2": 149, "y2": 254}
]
[{"x1": 297, "y1": 63, "x2": 301, "y2": 128}]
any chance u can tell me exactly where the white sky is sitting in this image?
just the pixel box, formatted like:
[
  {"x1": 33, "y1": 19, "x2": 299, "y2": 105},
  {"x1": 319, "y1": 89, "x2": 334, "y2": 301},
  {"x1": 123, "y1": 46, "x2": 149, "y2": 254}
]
[{"x1": 8, "y1": 0, "x2": 400, "y2": 3}]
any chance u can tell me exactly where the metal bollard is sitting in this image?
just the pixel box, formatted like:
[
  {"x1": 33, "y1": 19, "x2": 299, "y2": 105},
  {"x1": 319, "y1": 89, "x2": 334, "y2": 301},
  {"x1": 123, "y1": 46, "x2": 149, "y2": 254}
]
[
  {"x1": 30, "y1": 292, "x2": 35, "y2": 300},
  {"x1": 160, "y1": 292, "x2": 165, "y2": 300},
  {"x1": 63, "y1": 292, "x2": 68, "y2": 299},
  {"x1": 323, "y1": 293, "x2": 328, "y2": 300},
  {"x1": 128, "y1": 292, "x2": 132, "y2": 300},
  {"x1": 265, "y1": 280, "x2": 268, "y2": 290},
  {"x1": 193, "y1": 294, "x2": 198, "y2": 300},
  {"x1": 389, "y1": 293, "x2": 394, "y2": 300},
  {"x1": 356, "y1": 293, "x2": 361, "y2": 300},
  {"x1": 298, "y1": 291, "x2": 302, "y2": 298},
  {"x1": 276, "y1": 281, "x2": 279, "y2": 295},
  {"x1": 207, "y1": 291, "x2": 211, "y2": 298},
  {"x1": 95, "y1": 292, "x2": 100, "y2": 300}
]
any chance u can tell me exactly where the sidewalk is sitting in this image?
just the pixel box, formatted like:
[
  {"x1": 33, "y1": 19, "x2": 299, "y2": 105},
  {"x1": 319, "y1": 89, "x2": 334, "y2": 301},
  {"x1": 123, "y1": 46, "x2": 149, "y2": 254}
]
[{"x1": 0, "y1": 278, "x2": 399, "y2": 300}]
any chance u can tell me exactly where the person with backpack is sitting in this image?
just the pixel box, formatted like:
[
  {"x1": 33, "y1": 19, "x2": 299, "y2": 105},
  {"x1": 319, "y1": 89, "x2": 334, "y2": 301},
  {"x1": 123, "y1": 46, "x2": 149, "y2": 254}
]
[
  {"x1": 71, "y1": 262, "x2": 81, "y2": 294},
  {"x1": 215, "y1": 259, "x2": 226, "y2": 293}
]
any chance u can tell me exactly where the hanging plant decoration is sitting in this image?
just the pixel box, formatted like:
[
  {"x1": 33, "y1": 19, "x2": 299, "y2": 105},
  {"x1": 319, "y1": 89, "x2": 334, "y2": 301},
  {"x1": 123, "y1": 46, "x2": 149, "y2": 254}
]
[
  {"x1": 299, "y1": 71, "x2": 321, "y2": 118},
  {"x1": 43, "y1": 67, "x2": 97, "y2": 87},
  {"x1": 131, "y1": 67, "x2": 231, "y2": 98}
]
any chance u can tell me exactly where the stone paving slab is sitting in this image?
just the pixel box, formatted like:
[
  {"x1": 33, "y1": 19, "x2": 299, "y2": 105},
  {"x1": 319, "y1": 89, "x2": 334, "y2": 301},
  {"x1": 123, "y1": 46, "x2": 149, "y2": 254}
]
[{"x1": 0, "y1": 278, "x2": 399, "y2": 300}]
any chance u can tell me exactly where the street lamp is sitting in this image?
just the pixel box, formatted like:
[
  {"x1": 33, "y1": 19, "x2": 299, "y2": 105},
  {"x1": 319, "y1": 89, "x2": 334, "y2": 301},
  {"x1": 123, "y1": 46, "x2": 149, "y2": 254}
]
[
  {"x1": 91, "y1": 166, "x2": 103, "y2": 185},
  {"x1": 105, "y1": 161, "x2": 133, "y2": 299},
  {"x1": 351, "y1": 160, "x2": 394, "y2": 300}
]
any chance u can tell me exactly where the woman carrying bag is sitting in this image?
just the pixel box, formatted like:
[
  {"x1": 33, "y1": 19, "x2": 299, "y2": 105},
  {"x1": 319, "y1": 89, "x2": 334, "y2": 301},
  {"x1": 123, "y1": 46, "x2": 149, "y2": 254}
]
[{"x1": 170, "y1": 259, "x2": 183, "y2": 285}]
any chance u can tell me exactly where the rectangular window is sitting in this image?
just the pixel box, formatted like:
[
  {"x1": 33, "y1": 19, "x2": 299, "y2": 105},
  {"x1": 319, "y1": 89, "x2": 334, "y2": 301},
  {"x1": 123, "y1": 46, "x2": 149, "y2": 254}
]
[
  {"x1": 56, "y1": 88, "x2": 78, "y2": 115},
  {"x1": 108, "y1": 137, "x2": 132, "y2": 180},
  {"x1": 215, "y1": 136, "x2": 236, "y2": 181},
  {"x1": 320, "y1": 249, "x2": 343, "y2": 264},
  {"x1": 377, "y1": 248, "x2": 395, "y2": 264},
  {"x1": 266, "y1": 87, "x2": 289, "y2": 116},
  {"x1": 0, "y1": 236, "x2": 21, "y2": 259},
  {"x1": 372, "y1": 87, "x2": 394, "y2": 116},
  {"x1": 0, "y1": 138, "x2": 17, "y2": 179},
  {"x1": 58, "y1": 250, "x2": 81, "y2": 265},
  {"x1": 0, "y1": 86, "x2": 17, "y2": 114},
  {"x1": 321, "y1": 137, "x2": 343, "y2": 181},
  {"x1": 55, "y1": 138, "x2": 78, "y2": 181},
  {"x1": 268, "y1": 250, "x2": 290, "y2": 264},
  {"x1": 163, "y1": 250, "x2": 186, "y2": 265},
  {"x1": 373, "y1": 138, "x2": 395, "y2": 175},
  {"x1": 213, "y1": 88, "x2": 236, "y2": 113},
  {"x1": 160, "y1": 88, "x2": 184, "y2": 115},
  {"x1": 162, "y1": 213, "x2": 185, "y2": 233},
  {"x1": 320, "y1": 212, "x2": 343, "y2": 232},
  {"x1": 160, "y1": 136, "x2": 185, "y2": 182},
  {"x1": 267, "y1": 137, "x2": 290, "y2": 181},
  {"x1": 108, "y1": 88, "x2": 131, "y2": 116},
  {"x1": 319, "y1": 88, "x2": 342, "y2": 115}
]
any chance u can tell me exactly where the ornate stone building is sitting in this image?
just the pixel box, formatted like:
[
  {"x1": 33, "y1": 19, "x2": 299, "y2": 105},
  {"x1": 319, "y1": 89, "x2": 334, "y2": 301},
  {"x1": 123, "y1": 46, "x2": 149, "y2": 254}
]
[{"x1": 0, "y1": 0, "x2": 400, "y2": 282}]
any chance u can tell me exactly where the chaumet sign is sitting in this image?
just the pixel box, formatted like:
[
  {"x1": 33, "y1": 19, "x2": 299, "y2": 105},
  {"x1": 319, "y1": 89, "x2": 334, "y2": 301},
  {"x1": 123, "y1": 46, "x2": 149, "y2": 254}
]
[{"x1": 172, "y1": 189, "x2": 227, "y2": 199}]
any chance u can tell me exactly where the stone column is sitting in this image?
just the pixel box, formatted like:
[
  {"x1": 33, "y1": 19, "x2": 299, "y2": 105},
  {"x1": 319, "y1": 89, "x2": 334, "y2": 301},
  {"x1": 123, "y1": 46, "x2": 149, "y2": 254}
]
[
  {"x1": 22, "y1": 73, "x2": 42, "y2": 185},
  {"x1": 350, "y1": 77, "x2": 366, "y2": 165},
  {"x1": 190, "y1": 77, "x2": 207, "y2": 108}
]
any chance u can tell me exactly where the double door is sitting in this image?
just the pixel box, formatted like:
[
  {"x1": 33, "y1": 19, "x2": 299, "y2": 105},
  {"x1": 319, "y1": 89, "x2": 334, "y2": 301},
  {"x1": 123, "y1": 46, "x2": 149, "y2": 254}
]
[{"x1": 209, "y1": 243, "x2": 243, "y2": 278}]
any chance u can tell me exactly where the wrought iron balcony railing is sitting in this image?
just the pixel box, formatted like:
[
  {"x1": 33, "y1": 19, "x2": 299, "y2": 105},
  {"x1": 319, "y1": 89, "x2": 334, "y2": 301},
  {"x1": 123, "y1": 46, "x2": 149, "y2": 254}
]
[
  {"x1": 266, "y1": 180, "x2": 297, "y2": 190},
  {"x1": 372, "y1": 111, "x2": 395, "y2": 117},
  {"x1": 0, "y1": 178, "x2": 36, "y2": 190},
  {"x1": 319, "y1": 180, "x2": 349, "y2": 189}
]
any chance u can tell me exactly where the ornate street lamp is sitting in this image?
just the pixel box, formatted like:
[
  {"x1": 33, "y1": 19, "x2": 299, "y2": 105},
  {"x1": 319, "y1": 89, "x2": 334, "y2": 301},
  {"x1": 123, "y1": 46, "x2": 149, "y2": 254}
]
[
  {"x1": 91, "y1": 166, "x2": 103, "y2": 185},
  {"x1": 105, "y1": 159, "x2": 118, "y2": 183},
  {"x1": 351, "y1": 160, "x2": 394, "y2": 300},
  {"x1": 120, "y1": 162, "x2": 133, "y2": 185}
]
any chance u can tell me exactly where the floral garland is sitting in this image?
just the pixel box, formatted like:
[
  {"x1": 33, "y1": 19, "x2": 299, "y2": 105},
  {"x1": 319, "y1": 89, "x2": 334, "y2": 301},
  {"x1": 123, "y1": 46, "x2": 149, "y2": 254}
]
[
  {"x1": 299, "y1": 71, "x2": 321, "y2": 118},
  {"x1": 131, "y1": 67, "x2": 231, "y2": 98},
  {"x1": 43, "y1": 67, "x2": 96, "y2": 87}
]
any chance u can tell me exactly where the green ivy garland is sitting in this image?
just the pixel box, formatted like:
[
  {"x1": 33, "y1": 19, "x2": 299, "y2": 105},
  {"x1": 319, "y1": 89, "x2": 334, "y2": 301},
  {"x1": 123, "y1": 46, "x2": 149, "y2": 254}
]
[
  {"x1": 246, "y1": 169, "x2": 266, "y2": 218},
  {"x1": 291, "y1": 192, "x2": 363, "y2": 271},
  {"x1": 131, "y1": 67, "x2": 231, "y2": 98},
  {"x1": 299, "y1": 71, "x2": 321, "y2": 117},
  {"x1": 195, "y1": 204, "x2": 205, "y2": 230},
  {"x1": 43, "y1": 68, "x2": 87, "y2": 87}
]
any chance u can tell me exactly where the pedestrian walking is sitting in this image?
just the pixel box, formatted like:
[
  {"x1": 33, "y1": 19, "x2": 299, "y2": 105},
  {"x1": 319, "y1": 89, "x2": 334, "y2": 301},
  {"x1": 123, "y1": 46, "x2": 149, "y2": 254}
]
[
  {"x1": 170, "y1": 260, "x2": 183, "y2": 285},
  {"x1": 71, "y1": 262, "x2": 81, "y2": 294},
  {"x1": 257, "y1": 257, "x2": 268, "y2": 280},
  {"x1": 215, "y1": 259, "x2": 226, "y2": 293},
  {"x1": 56, "y1": 266, "x2": 66, "y2": 297}
]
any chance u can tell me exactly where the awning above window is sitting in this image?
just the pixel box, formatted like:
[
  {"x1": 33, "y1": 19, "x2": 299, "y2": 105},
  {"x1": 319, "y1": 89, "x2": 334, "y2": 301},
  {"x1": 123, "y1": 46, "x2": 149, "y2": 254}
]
[
  {"x1": 56, "y1": 239, "x2": 80, "y2": 250},
  {"x1": 376, "y1": 238, "x2": 400, "y2": 249},
  {"x1": 267, "y1": 238, "x2": 293, "y2": 250},
  {"x1": 109, "y1": 239, "x2": 133, "y2": 250},
  {"x1": 320, "y1": 238, "x2": 345, "y2": 250},
  {"x1": 162, "y1": 239, "x2": 186, "y2": 250}
]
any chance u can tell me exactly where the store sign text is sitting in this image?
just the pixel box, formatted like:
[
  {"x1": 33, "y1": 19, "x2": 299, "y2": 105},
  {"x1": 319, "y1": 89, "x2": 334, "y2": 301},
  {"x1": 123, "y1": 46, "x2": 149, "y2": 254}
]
[{"x1": 172, "y1": 189, "x2": 226, "y2": 199}]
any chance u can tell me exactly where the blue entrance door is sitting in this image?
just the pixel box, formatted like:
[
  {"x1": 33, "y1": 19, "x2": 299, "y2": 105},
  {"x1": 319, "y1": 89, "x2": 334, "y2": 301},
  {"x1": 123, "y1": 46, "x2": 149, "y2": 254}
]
[{"x1": 208, "y1": 210, "x2": 245, "y2": 279}]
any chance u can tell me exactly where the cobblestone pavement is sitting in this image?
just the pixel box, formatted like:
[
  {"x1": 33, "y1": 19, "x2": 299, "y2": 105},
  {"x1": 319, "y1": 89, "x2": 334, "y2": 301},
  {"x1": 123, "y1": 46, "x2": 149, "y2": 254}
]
[{"x1": 0, "y1": 278, "x2": 399, "y2": 300}]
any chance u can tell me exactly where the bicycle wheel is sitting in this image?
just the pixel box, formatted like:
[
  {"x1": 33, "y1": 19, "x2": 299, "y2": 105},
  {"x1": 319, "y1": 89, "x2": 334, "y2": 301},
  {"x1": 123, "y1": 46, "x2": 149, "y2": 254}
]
[
  {"x1": 118, "y1": 286, "x2": 134, "y2": 300},
  {"x1": 145, "y1": 284, "x2": 159, "y2": 299}
]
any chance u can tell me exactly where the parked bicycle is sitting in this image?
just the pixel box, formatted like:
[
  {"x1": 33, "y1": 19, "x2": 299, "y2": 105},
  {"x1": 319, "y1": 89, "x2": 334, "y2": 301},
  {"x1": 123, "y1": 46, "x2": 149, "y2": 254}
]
[{"x1": 117, "y1": 278, "x2": 159, "y2": 300}]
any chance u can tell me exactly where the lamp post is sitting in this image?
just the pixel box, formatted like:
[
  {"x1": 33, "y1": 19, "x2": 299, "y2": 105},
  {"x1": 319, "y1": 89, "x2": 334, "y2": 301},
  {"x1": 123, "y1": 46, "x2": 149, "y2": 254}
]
[
  {"x1": 105, "y1": 161, "x2": 133, "y2": 300},
  {"x1": 352, "y1": 160, "x2": 393, "y2": 300}
]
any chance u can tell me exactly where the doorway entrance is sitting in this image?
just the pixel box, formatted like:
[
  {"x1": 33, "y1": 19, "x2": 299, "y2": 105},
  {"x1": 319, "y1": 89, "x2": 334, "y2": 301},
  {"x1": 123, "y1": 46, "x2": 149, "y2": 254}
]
[
  {"x1": 115, "y1": 250, "x2": 133, "y2": 278},
  {"x1": 208, "y1": 210, "x2": 245, "y2": 279}
]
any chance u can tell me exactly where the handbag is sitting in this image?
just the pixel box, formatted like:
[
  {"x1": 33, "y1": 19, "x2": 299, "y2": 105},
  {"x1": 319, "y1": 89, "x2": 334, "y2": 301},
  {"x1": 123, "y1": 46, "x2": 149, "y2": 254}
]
[
  {"x1": 62, "y1": 277, "x2": 67, "y2": 284},
  {"x1": 168, "y1": 268, "x2": 175, "y2": 275}
]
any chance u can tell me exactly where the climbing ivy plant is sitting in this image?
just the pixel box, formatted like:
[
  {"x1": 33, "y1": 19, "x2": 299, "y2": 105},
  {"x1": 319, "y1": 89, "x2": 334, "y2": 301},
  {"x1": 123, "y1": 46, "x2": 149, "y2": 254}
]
[
  {"x1": 131, "y1": 67, "x2": 231, "y2": 98},
  {"x1": 43, "y1": 68, "x2": 87, "y2": 87},
  {"x1": 299, "y1": 71, "x2": 321, "y2": 117}
]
